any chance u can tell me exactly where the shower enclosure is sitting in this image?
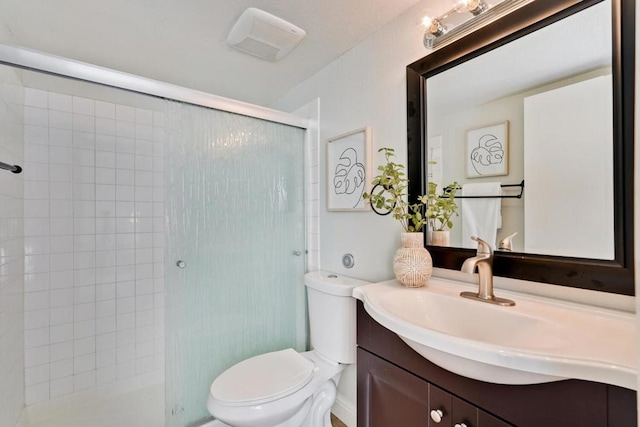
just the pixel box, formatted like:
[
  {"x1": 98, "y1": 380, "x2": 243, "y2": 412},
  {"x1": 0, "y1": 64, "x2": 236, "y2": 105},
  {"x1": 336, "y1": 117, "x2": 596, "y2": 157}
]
[
  {"x1": 164, "y1": 102, "x2": 307, "y2": 425},
  {"x1": 0, "y1": 44, "x2": 310, "y2": 427}
]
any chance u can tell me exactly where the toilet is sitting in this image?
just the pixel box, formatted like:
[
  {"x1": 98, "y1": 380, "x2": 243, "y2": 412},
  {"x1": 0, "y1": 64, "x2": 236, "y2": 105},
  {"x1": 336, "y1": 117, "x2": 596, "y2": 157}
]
[{"x1": 206, "y1": 271, "x2": 368, "y2": 427}]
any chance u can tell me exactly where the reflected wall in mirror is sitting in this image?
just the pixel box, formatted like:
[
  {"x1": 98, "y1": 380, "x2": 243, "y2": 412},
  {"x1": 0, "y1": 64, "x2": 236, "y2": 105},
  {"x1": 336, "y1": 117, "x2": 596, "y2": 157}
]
[
  {"x1": 426, "y1": 0, "x2": 613, "y2": 259},
  {"x1": 407, "y1": 0, "x2": 634, "y2": 294}
]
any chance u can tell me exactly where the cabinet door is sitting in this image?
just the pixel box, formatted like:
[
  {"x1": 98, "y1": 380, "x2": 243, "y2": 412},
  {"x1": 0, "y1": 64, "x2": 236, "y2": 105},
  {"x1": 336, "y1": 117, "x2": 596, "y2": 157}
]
[
  {"x1": 428, "y1": 385, "x2": 452, "y2": 427},
  {"x1": 452, "y1": 396, "x2": 478, "y2": 427},
  {"x1": 478, "y1": 410, "x2": 513, "y2": 427},
  {"x1": 358, "y1": 349, "x2": 430, "y2": 427}
]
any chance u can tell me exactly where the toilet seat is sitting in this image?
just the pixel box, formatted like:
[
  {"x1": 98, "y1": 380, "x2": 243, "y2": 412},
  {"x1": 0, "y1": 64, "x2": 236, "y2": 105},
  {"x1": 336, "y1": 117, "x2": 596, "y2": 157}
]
[
  {"x1": 211, "y1": 349, "x2": 315, "y2": 406},
  {"x1": 208, "y1": 350, "x2": 344, "y2": 427}
]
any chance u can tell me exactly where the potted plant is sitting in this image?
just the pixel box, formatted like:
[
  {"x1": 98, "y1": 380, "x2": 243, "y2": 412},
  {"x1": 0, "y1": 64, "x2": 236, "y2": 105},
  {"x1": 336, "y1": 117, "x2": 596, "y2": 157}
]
[
  {"x1": 426, "y1": 181, "x2": 459, "y2": 246},
  {"x1": 363, "y1": 147, "x2": 430, "y2": 232},
  {"x1": 363, "y1": 147, "x2": 433, "y2": 288}
]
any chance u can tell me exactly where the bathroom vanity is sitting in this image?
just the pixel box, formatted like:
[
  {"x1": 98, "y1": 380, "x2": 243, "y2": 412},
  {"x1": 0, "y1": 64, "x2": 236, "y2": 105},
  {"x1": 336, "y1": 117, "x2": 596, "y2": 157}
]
[
  {"x1": 356, "y1": 302, "x2": 636, "y2": 426},
  {"x1": 356, "y1": 0, "x2": 638, "y2": 423}
]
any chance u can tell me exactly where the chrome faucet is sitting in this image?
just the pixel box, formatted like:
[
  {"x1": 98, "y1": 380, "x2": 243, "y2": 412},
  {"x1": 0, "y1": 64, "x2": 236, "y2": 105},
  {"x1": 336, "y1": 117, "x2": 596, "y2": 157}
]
[{"x1": 460, "y1": 236, "x2": 515, "y2": 306}]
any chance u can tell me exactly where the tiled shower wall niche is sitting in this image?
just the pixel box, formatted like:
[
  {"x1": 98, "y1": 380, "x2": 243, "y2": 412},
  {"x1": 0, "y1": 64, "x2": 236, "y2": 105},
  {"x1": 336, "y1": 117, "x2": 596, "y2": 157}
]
[{"x1": 22, "y1": 88, "x2": 165, "y2": 404}]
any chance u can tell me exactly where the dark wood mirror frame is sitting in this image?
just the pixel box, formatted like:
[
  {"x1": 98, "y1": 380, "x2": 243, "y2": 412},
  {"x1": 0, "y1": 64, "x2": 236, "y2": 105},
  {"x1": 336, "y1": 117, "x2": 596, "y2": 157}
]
[{"x1": 406, "y1": 0, "x2": 635, "y2": 295}]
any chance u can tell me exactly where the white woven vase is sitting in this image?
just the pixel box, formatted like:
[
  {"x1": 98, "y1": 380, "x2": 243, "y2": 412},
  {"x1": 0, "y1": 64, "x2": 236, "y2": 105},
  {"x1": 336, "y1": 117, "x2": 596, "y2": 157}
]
[
  {"x1": 393, "y1": 232, "x2": 433, "y2": 288},
  {"x1": 428, "y1": 230, "x2": 450, "y2": 247}
]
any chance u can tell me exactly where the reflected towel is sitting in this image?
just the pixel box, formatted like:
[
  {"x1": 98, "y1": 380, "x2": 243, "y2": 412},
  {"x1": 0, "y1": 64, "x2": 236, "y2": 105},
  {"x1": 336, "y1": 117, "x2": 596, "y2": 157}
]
[{"x1": 461, "y1": 182, "x2": 502, "y2": 249}]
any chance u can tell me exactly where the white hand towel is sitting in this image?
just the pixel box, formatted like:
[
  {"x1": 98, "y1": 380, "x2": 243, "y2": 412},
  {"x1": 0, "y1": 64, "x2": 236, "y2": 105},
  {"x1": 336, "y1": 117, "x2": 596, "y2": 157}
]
[{"x1": 461, "y1": 182, "x2": 502, "y2": 249}]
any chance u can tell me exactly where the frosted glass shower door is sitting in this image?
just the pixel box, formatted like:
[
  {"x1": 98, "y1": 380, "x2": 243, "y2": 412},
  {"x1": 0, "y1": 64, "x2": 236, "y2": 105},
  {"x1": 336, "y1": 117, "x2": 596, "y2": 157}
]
[{"x1": 164, "y1": 103, "x2": 307, "y2": 426}]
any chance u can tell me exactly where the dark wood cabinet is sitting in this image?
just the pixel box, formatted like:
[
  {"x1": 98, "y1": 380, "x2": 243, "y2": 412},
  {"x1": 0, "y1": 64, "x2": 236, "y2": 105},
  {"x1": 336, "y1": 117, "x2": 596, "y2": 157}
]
[
  {"x1": 361, "y1": 349, "x2": 430, "y2": 427},
  {"x1": 452, "y1": 396, "x2": 485, "y2": 427},
  {"x1": 359, "y1": 349, "x2": 514, "y2": 427},
  {"x1": 357, "y1": 302, "x2": 636, "y2": 427},
  {"x1": 428, "y1": 385, "x2": 453, "y2": 427},
  {"x1": 477, "y1": 411, "x2": 512, "y2": 427}
]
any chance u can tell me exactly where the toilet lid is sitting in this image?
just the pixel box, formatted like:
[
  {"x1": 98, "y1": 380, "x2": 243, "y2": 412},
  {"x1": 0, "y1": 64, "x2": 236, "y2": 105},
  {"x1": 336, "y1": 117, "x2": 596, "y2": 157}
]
[{"x1": 211, "y1": 348, "x2": 315, "y2": 404}]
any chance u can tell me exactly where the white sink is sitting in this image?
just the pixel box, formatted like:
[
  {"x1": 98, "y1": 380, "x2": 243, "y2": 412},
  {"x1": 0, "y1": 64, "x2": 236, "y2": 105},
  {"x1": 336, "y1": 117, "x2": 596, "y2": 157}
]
[{"x1": 353, "y1": 278, "x2": 637, "y2": 389}]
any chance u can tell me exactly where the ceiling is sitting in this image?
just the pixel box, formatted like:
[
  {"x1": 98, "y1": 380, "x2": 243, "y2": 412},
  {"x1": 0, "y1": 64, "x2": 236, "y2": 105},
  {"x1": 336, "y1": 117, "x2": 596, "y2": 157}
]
[{"x1": 0, "y1": 0, "x2": 428, "y2": 107}]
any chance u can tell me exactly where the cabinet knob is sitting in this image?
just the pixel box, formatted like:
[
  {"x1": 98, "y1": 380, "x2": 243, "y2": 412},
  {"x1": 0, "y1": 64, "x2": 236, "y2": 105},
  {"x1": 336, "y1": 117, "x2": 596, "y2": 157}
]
[
  {"x1": 454, "y1": 424, "x2": 468, "y2": 427},
  {"x1": 430, "y1": 409, "x2": 444, "y2": 423}
]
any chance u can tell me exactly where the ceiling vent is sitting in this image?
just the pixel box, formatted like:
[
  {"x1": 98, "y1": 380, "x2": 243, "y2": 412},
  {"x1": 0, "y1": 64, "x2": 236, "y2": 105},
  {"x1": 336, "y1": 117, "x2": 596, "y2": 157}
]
[{"x1": 226, "y1": 8, "x2": 306, "y2": 62}]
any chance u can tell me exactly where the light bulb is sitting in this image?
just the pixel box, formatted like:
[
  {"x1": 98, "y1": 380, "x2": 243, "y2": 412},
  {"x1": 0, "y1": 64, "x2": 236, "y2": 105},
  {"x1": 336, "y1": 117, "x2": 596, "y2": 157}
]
[
  {"x1": 429, "y1": 19, "x2": 446, "y2": 37},
  {"x1": 416, "y1": 14, "x2": 433, "y2": 32},
  {"x1": 455, "y1": 0, "x2": 471, "y2": 12},
  {"x1": 466, "y1": 0, "x2": 487, "y2": 15}
]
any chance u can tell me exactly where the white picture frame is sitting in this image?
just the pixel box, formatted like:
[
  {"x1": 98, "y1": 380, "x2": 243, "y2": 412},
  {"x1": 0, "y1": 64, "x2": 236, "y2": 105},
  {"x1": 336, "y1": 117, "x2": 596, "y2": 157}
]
[
  {"x1": 466, "y1": 121, "x2": 509, "y2": 178},
  {"x1": 326, "y1": 127, "x2": 372, "y2": 211}
]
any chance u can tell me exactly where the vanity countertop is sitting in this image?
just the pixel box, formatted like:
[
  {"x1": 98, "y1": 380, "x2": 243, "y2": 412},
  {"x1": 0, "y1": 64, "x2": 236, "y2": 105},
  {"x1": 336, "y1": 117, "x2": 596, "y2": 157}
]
[{"x1": 353, "y1": 277, "x2": 637, "y2": 389}]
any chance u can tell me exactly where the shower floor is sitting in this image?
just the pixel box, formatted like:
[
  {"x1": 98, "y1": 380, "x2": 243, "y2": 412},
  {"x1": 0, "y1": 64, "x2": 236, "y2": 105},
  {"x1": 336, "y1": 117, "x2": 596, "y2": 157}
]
[
  {"x1": 19, "y1": 383, "x2": 164, "y2": 427},
  {"x1": 18, "y1": 382, "x2": 349, "y2": 427}
]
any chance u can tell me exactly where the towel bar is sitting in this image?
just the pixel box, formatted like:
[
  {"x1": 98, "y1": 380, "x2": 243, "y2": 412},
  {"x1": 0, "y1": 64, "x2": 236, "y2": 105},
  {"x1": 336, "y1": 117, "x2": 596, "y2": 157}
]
[
  {"x1": 443, "y1": 180, "x2": 524, "y2": 199},
  {"x1": 0, "y1": 160, "x2": 22, "y2": 174}
]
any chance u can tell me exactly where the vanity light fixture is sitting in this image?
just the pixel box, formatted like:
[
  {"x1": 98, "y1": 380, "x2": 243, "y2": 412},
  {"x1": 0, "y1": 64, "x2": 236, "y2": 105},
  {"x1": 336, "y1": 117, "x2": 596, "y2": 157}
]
[
  {"x1": 466, "y1": 0, "x2": 488, "y2": 16},
  {"x1": 419, "y1": 0, "x2": 532, "y2": 49}
]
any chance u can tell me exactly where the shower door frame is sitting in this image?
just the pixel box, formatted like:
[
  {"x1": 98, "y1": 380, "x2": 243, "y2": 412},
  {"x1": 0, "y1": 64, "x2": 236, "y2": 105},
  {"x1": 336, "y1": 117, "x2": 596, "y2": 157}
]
[{"x1": 0, "y1": 43, "x2": 308, "y2": 129}]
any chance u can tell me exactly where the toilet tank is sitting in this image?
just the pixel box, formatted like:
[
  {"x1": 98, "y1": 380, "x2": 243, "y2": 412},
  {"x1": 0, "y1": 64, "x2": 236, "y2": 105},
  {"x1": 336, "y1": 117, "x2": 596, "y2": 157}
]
[{"x1": 304, "y1": 271, "x2": 370, "y2": 364}]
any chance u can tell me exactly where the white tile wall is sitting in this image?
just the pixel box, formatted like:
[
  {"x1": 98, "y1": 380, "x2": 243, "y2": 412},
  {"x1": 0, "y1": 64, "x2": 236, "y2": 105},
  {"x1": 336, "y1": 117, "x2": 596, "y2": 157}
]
[
  {"x1": 306, "y1": 130, "x2": 320, "y2": 271},
  {"x1": 22, "y1": 88, "x2": 165, "y2": 404},
  {"x1": 298, "y1": 100, "x2": 321, "y2": 273},
  {"x1": 0, "y1": 65, "x2": 25, "y2": 427}
]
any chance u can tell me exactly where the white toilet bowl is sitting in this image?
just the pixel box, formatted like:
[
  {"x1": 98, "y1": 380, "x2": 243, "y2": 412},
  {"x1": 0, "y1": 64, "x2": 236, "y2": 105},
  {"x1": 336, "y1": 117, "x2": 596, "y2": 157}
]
[
  {"x1": 207, "y1": 349, "x2": 343, "y2": 427},
  {"x1": 206, "y1": 271, "x2": 369, "y2": 427}
]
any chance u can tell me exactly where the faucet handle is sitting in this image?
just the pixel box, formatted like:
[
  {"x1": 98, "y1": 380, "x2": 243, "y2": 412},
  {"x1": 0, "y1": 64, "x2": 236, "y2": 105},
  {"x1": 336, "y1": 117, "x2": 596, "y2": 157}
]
[
  {"x1": 498, "y1": 232, "x2": 518, "y2": 251},
  {"x1": 470, "y1": 236, "x2": 493, "y2": 256}
]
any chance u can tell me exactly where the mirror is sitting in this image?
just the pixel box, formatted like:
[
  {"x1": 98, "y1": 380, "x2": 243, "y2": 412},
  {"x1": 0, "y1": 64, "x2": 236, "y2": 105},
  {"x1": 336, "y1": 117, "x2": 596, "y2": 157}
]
[
  {"x1": 406, "y1": 0, "x2": 634, "y2": 294},
  {"x1": 427, "y1": 1, "x2": 612, "y2": 258}
]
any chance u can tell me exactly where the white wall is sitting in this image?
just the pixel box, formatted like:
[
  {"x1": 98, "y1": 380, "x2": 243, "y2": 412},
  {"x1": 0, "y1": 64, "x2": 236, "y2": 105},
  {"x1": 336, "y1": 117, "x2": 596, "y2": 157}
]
[
  {"x1": 275, "y1": 1, "x2": 429, "y2": 284},
  {"x1": 20, "y1": 78, "x2": 165, "y2": 405},
  {"x1": 274, "y1": 1, "x2": 639, "y2": 425},
  {"x1": 0, "y1": 63, "x2": 25, "y2": 427},
  {"x1": 274, "y1": 3, "x2": 438, "y2": 425}
]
